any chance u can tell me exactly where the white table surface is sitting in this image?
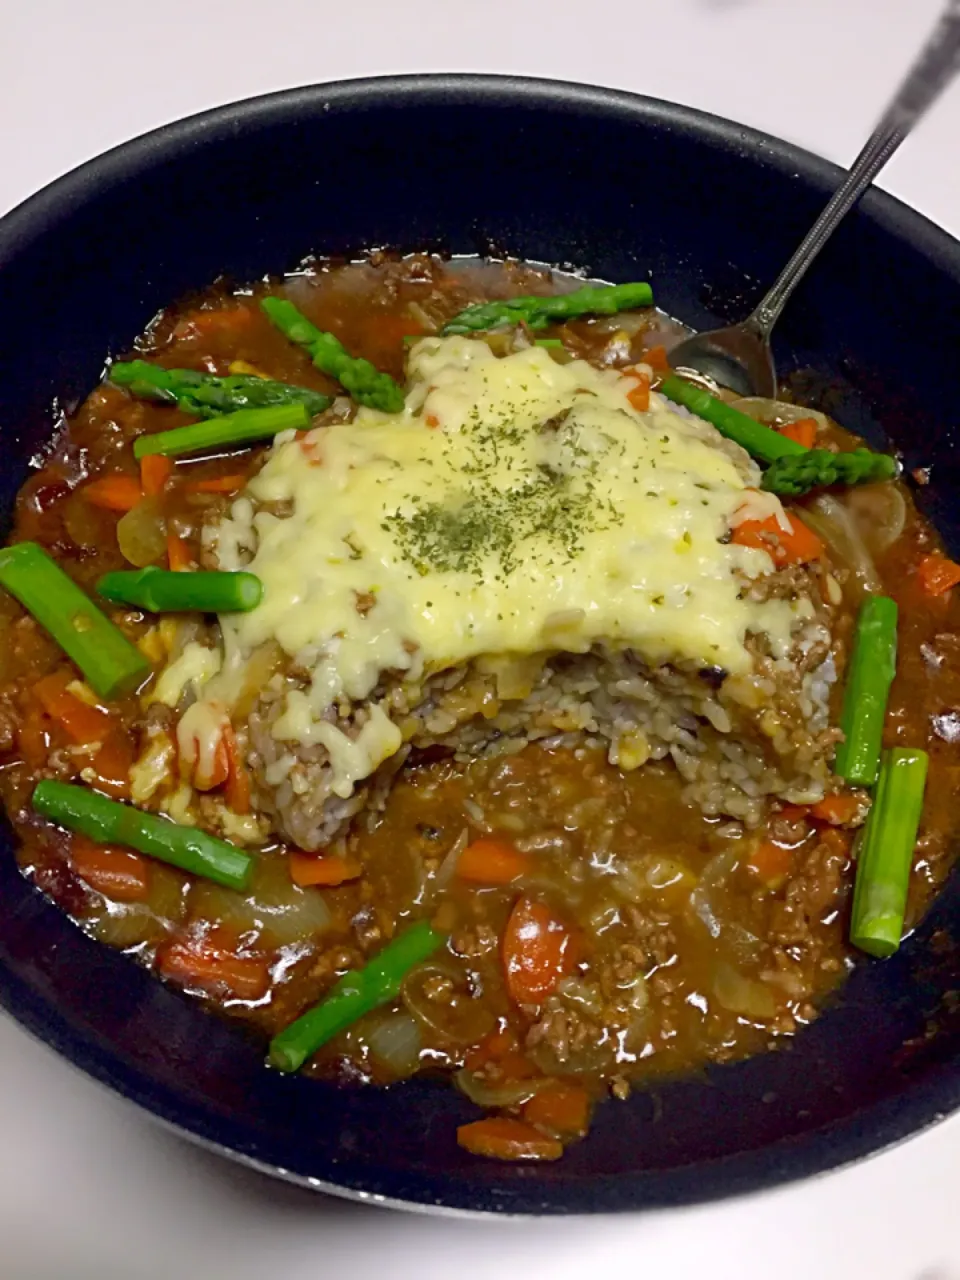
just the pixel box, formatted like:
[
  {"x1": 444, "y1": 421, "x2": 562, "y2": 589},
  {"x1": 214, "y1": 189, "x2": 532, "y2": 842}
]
[{"x1": 3, "y1": 1, "x2": 960, "y2": 1276}]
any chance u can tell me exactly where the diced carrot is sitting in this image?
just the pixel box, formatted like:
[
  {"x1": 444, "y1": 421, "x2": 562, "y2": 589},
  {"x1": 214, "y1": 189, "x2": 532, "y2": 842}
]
[
  {"x1": 34, "y1": 671, "x2": 112, "y2": 745},
  {"x1": 82, "y1": 474, "x2": 143, "y2": 512},
  {"x1": 222, "y1": 723, "x2": 251, "y2": 815},
  {"x1": 643, "y1": 344, "x2": 670, "y2": 373},
  {"x1": 183, "y1": 473, "x2": 248, "y2": 495},
  {"x1": 456, "y1": 1117, "x2": 563, "y2": 1162},
  {"x1": 158, "y1": 939, "x2": 269, "y2": 1001},
  {"x1": 745, "y1": 839, "x2": 794, "y2": 888},
  {"x1": 289, "y1": 852, "x2": 362, "y2": 887},
  {"x1": 810, "y1": 792, "x2": 862, "y2": 826},
  {"x1": 503, "y1": 897, "x2": 574, "y2": 1007},
  {"x1": 626, "y1": 373, "x2": 651, "y2": 412},
  {"x1": 775, "y1": 804, "x2": 810, "y2": 827},
  {"x1": 457, "y1": 838, "x2": 529, "y2": 885},
  {"x1": 777, "y1": 417, "x2": 818, "y2": 449},
  {"x1": 71, "y1": 836, "x2": 149, "y2": 903},
  {"x1": 140, "y1": 454, "x2": 174, "y2": 498},
  {"x1": 916, "y1": 553, "x2": 960, "y2": 597},
  {"x1": 183, "y1": 723, "x2": 230, "y2": 792},
  {"x1": 523, "y1": 1082, "x2": 592, "y2": 1139},
  {"x1": 495, "y1": 1050, "x2": 541, "y2": 1081},
  {"x1": 166, "y1": 533, "x2": 193, "y2": 572},
  {"x1": 464, "y1": 1025, "x2": 516, "y2": 1072},
  {"x1": 424, "y1": 413, "x2": 441, "y2": 428},
  {"x1": 731, "y1": 512, "x2": 824, "y2": 567},
  {"x1": 91, "y1": 731, "x2": 135, "y2": 800}
]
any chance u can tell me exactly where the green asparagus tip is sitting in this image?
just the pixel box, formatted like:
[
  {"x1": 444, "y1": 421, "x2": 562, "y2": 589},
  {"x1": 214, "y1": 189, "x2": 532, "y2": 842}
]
[
  {"x1": 442, "y1": 281, "x2": 654, "y2": 336},
  {"x1": 111, "y1": 360, "x2": 332, "y2": 420},
  {"x1": 658, "y1": 376, "x2": 808, "y2": 466},
  {"x1": 762, "y1": 448, "x2": 899, "y2": 497}
]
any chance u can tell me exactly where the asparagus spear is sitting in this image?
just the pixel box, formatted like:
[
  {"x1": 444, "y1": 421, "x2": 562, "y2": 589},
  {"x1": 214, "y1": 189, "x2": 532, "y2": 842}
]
[
  {"x1": 762, "y1": 448, "x2": 899, "y2": 496},
  {"x1": 260, "y1": 298, "x2": 405, "y2": 413},
  {"x1": 97, "y1": 567, "x2": 263, "y2": 614},
  {"x1": 0, "y1": 542, "x2": 149, "y2": 700},
  {"x1": 658, "y1": 376, "x2": 808, "y2": 465},
  {"x1": 133, "y1": 403, "x2": 309, "y2": 459},
  {"x1": 850, "y1": 747, "x2": 928, "y2": 957},
  {"x1": 110, "y1": 360, "x2": 332, "y2": 418},
  {"x1": 835, "y1": 595, "x2": 899, "y2": 787},
  {"x1": 269, "y1": 921, "x2": 445, "y2": 1071},
  {"x1": 441, "y1": 282, "x2": 655, "y2": 335},
  {"x1": 33, "y1": 780, "x2": 253, "y2": 891}
]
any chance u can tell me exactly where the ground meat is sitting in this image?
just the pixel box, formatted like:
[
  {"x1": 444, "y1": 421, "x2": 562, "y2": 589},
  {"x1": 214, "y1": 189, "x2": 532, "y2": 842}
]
[{"x1": 770, "y1": 832, "x2": 851, "y2": 947}]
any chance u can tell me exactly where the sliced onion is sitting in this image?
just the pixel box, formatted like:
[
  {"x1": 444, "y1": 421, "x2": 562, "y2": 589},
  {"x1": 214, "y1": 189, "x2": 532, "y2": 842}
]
[
  {"x1": 690, "y1": 849, "x2": 739, "y2": 939},
  {"x1": 367, "y1": 1013, "x2": 423, "y2": 1076},
  {"x1": 802, "y1": 494, "x2": 882, "y2": 600},
  {"x1": 730, "y1": 397, "x2": 831, "y2": 433},
  {"x1": 401, "y1": 960, "x2": 495, "y2": 1047},
  {"x1": 117, "y1": 497, "x2": 167, "y2": 567},
  {"x1": 689, "y1": 850, "x2": 761, "y2": 963},
  {"x1": 190, "y1": 855, "x2": 331, "y2": 946},
  {"x1": 421, "y1": 827, "x2": 468, "y2": 903},
  {"x1": 455, "y1": 1068, "x2": 550, "y2": 1108},
  {"x1": 712, "y1": 962, "x2": 778, "y2": 1020},
  {"x1": 63, "y1": 489, "x2": 116, "y2": 550},
  {"x1": 91, "y1": 905, "x2": 169, "y2": 949},
  {"x1": 844, "y1": 482, "x2": 907, "y2": 555},
  {"x1": 228, "y1": 640, "x2": 283, "y2": 718}
]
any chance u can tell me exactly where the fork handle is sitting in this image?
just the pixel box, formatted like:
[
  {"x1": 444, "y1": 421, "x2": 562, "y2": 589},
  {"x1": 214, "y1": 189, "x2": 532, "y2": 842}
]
[{"x1": 749, "y1": 0, "x2": 960, "y2": 338}]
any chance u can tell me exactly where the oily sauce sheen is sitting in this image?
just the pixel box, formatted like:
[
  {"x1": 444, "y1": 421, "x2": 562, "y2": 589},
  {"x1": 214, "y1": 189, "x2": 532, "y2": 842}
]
[{"x1": 1, "y1": 254, "x2": 958, "y2": 1155}]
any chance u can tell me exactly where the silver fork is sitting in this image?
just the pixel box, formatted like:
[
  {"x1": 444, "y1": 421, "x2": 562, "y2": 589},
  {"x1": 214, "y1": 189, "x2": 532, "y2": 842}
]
[{"x1": 667, "y1": 0, "x2": 960, "y2": 397}]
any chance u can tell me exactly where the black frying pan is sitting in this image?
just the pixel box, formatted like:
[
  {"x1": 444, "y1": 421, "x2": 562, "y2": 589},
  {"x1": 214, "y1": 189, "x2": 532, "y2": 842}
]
[{"x1": 1, "y1": 75, "x2": 959, "y2": 1216}]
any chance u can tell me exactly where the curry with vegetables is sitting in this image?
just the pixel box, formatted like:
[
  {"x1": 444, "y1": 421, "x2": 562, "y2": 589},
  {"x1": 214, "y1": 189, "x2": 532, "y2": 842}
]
[{"x1": 2, "y1": 253, "x2": 958, "y2": 1164}]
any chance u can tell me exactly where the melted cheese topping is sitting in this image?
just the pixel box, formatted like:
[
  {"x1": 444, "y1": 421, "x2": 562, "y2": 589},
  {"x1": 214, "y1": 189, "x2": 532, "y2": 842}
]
[{"x1": 200, "y1": 337, "x2": 805, "y2": 794}]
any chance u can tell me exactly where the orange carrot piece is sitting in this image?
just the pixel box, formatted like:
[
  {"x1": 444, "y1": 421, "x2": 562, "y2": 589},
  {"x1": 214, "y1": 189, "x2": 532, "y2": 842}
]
[
  {"x1": 917, "y1": 553, "x2": 960, "y2": 597},
  {"x1": 626, "y1": 373, "x2": 651, "y2": 412},
  {"x1": 810, "y1": 792, "x2": 862, "y2": 825},
  {"x1": 777, "y1": 417, "x2": 818, "y2": 449},
  {"x1": 140, "y1": 454, "x2": 174, "y2": 498},
  {"x1": 71, "y1": 836, "x2": 149, "y2": 903},
  {"x1": 289, "y1": 852, "x2": 363, "y2": 887},
  {"x1": 523, "y1": 1082, "x2": 592, "y2": 1138},
  {"x1": 222, "y1": 724, "x2": 251, "y2": 815},
  {"x1": 463, "y1": 1025, "x2": 516, "y2": 1072},
  {"x1": 643, "y1": 344, "x2": 670, "y2": 373},
  {"x1": 82, "y1": 474, "x2": 143, "y2": 512},
  {"x1": 34, "y1": 671, "x2": 112, "y2": 745},
  {"x1": 731, "y1": 512, "x2": 824, "y2": 567},
  {"x1": 183, "y1": 473, "x2": 248, "y2": 495},
  {"x1": 158, "y1": 939, "x2": 269, "y2": 1001},
  {"x1": 166, "y1": 533, "x2": 193, "y2": 572},
  {"x1": 91, "y1": 732, "x2": 135, "y2": 800},
  {"x1": 503, "y1": 897, "x2": 574, "y2": 1007},
  {"x1": 745, "y1": 839, "x2": 794, "y2": 888},
  {"x1": 457, "y1": 838, "x2": 529, "y2": 885},
  {"x1": 457, "y1": 1117, "x2": 563, "y2": 1162}
]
